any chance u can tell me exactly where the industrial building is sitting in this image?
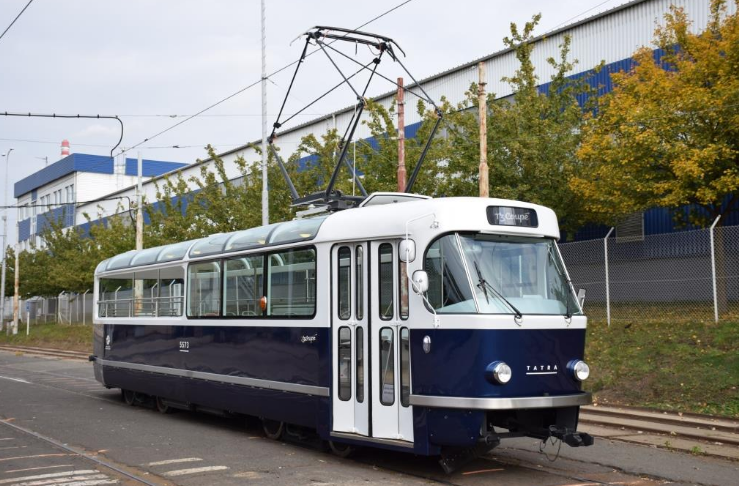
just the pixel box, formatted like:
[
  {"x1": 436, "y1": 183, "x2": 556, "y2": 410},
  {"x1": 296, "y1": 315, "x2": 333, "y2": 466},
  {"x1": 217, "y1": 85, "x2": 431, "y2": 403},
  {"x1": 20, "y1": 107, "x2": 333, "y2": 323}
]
[
  {"x1": 14, "y1": 0, "x2": 739, "y2": 241},
  {"x1": 13, "y1": 147, "x2": 186, "y2": 251}
]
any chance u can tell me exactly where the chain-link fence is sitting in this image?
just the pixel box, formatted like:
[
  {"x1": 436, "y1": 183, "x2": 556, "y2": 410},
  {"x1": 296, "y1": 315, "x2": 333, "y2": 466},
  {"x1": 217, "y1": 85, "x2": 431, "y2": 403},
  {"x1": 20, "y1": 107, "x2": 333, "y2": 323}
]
[
  {"x1": 1, "y1": 291, "x2": 93, "y2": 330},
  {"x1": 560, "y1": 224, "x2": 739, "y2": 324}
]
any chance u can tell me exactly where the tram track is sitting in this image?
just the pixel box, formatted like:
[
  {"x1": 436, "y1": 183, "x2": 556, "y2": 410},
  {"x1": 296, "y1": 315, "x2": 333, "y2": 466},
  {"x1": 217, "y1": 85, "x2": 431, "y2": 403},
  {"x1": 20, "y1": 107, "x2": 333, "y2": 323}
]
[
  {"x1": 0, "y1": 419, "x2": 170, "y2": 486},
  {"x1": 0, "y1": 345, "x2": 88, "y2": 361}
]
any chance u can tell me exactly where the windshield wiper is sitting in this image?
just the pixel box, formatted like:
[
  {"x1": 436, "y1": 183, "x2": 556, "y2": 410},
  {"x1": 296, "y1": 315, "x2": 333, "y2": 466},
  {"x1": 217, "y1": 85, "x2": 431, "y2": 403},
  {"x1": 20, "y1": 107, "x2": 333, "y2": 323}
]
[
  {"x1": 473, "y1": 260, "x2": 490, "y2": 304},
  {"x1": 473, "y1": 260, "x2": 523, "y2": 319}
]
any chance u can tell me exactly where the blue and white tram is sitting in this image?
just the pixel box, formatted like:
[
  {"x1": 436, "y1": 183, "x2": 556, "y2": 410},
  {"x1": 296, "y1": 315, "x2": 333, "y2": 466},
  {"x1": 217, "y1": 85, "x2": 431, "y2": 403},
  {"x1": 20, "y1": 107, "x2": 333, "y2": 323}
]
[{"x1": 91, "y1": 194, "x2": 593, "y2": 467}]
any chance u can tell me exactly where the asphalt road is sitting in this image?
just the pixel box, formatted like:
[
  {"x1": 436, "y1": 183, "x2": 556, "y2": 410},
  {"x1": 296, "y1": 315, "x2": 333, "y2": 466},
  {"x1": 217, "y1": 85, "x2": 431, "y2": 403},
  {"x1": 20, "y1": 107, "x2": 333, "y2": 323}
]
[{"x1": 1, "y1": 351, "x2": 737, "y2": 486}]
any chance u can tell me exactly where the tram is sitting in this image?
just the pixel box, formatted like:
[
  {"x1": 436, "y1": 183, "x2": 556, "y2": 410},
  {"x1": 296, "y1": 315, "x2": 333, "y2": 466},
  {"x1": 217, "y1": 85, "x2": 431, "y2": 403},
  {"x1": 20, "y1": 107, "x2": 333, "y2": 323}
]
[{"x1": 91, "y1": 193, "x2": 594, "y2": 470}]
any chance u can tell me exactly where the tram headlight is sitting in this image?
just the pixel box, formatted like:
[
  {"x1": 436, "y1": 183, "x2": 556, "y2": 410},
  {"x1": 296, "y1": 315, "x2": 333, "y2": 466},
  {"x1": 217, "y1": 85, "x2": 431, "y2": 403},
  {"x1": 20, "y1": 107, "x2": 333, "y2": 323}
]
[
  {"x1": 568, "y1": 360, "x2": 590, "y2": 382},
  {"x1": 485, "y1": 361, "x2": 512, "y2": 385}
]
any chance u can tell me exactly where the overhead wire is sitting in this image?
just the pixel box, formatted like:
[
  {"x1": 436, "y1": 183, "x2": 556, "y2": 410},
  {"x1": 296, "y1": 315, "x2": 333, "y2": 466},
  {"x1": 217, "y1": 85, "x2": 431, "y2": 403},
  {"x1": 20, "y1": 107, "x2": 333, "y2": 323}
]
[
  {"x1": 0, "y1": 0, "x2": 34, "y2": 43},
  {"x1": 114, "y1": 0, "x2": 417, "y2": 158}
]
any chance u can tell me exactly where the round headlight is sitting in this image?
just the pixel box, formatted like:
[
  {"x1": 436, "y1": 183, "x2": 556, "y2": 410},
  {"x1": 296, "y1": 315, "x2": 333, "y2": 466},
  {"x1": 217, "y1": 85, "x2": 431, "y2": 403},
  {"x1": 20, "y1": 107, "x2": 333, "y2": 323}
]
[
  {"x1": 487, "y1": 361, "x2": 512, "y2": 384},
  {"x1": 572, "y1": 360, "x2": 590, "y2": 381}
]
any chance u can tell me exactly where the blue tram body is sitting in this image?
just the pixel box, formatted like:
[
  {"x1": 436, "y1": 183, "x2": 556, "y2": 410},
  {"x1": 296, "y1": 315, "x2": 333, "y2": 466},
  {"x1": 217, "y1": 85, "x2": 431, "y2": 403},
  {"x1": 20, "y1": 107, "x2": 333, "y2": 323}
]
[{"x1": 92, "y1": 195, "x2": 593, "y2": 463}]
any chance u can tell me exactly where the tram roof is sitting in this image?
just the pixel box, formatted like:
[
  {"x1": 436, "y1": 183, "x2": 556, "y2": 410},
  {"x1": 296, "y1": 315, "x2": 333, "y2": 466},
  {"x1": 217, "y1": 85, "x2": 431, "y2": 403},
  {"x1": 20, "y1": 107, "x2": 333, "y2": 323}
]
[{"x1": 95, "y1": 196, "x2": 559, "y2": 275}]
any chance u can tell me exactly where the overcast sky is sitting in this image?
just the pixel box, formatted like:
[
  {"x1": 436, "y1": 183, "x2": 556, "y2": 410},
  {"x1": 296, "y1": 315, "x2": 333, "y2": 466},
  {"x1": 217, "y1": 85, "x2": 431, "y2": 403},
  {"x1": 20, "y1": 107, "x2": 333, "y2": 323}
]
[{"x1": 0, "y1": 0, "x2": 629, "y2": 243}]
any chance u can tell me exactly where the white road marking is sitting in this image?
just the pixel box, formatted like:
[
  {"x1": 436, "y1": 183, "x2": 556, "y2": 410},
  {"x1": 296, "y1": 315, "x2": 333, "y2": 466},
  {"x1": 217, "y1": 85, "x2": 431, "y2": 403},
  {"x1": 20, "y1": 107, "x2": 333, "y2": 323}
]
[
  {"x1": 147, "y1": 457, "x2": 202, "y2": 466},
  {"x1": 0, "y1": 438, "x2": 14, "y2": 441},
  {"x1": 0, "y1": 454, "x2": 72, "y2": 463},
  {"x1": 0, "y1": 376, "x2": 30, "y2": 384},
  {"x1": 5, "y1": 466, "x2": 74, "y2": 474},
  {"x1": 11, "y1": 475, "x2": 111, "y2": 486},
  {"x1": 163, "y1": 466, "x2": 229, "y2": 477},
  {"x1": 0, "y1": 446, "x2": 24, "y2": 450},
  {"x1": 0, "y1": 471, "x2": 96, "y2": 484},
  {"x1": 50, "y1": 480, "x2": 118, "y2": 486}
]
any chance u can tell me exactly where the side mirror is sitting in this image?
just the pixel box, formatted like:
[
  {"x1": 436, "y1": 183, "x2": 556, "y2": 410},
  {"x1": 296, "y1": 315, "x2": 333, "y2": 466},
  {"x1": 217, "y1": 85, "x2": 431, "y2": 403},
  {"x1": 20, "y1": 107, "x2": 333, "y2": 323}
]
[
  {"x1": 412, "y1": 270, "x2": 429, "y2": 294},
  {"x1": 577, "y1": 288, "x2": 586, "y2": 308},
  {"x1": 399, "y1": 240, "x2": 416, "y2": 262}
]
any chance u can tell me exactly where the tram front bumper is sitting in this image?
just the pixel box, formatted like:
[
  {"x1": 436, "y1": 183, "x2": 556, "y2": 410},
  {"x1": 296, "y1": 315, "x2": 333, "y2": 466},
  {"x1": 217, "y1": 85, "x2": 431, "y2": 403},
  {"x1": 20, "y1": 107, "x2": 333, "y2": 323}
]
[{"x1": 408, "y1": 392, "x2": 591, "y2": 410}]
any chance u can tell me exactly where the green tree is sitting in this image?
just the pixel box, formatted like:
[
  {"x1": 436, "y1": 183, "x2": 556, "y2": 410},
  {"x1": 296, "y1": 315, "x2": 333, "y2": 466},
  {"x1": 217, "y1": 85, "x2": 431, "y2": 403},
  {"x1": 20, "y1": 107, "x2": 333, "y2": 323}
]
[{"x1": 573, "y1": 0, "x2": 739, "y2": 227}]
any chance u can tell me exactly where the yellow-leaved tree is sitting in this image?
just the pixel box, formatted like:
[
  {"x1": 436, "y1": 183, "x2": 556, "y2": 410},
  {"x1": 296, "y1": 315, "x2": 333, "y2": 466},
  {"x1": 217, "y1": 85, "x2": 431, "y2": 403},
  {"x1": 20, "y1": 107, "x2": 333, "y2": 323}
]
[{"x1": 572, "y1": 0, "x2": 739, "y2": 227}]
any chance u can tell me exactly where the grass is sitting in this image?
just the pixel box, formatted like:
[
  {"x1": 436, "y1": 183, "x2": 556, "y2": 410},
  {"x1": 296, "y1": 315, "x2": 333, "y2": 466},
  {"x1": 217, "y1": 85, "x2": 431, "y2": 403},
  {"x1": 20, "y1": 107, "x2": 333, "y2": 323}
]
[
  {"x1": 0, "y1": 322, "x2": 92, "y2": 353},
  {"x1": 585, "y1": 319, "x2": 739, "y2": 418}
]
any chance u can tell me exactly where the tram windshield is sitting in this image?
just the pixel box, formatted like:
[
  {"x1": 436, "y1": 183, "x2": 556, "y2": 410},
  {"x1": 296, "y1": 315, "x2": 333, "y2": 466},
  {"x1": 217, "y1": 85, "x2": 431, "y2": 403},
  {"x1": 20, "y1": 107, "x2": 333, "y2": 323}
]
[{"x1": 424, "y1": 233, "x2": 580, "y2": 316}]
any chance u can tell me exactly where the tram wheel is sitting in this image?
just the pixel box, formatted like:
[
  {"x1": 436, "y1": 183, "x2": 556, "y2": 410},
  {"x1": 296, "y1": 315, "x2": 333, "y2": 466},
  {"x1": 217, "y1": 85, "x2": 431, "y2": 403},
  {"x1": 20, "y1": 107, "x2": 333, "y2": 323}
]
[
  {"x1": 122, "y1": 389, "x2": 137, "y2": 406},
  {"x1": 328, "y1": 440, "x2": 355, "y2": 458},
  {"x1": 155, "y1": 396, "x2": 173, "y2": 414},
  {"x1": 261, "y1": 419, "x2": 284, "y2": 440}
]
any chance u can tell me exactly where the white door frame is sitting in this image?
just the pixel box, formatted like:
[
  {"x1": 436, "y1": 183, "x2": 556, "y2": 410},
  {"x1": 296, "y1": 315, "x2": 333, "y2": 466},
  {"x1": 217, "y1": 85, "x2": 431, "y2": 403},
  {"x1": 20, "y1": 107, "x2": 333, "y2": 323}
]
[
  {"x1": 331, "y1": 243, "x2": 369, "y2": 436},
  {"x1": 370, "y1": 240, "x2": 414, "y2": 442}
]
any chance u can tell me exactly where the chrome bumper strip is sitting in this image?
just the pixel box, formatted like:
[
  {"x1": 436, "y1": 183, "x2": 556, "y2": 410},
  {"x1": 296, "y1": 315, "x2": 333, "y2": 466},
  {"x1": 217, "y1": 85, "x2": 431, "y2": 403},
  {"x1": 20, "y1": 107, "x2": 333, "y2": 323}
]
[
  {"x1": 96, "y1": 358, "x2": 329, "y2": 397},
  {"x1": 408, "y1": 392, "x2": 592, "y2": 410}
]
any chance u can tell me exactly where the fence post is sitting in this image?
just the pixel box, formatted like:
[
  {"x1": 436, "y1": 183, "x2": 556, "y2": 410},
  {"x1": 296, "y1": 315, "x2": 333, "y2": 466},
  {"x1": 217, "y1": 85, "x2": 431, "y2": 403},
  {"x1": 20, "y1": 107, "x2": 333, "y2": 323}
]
[
  {"x1": 83, "y1": 289, "x2": 90, "y2": 325},
  {"x1": 604, "y1": 227, "x2": 615, "y2": 327},
  {"x1": 710, "y1": 215, "x2": 721, "y2": 323}
]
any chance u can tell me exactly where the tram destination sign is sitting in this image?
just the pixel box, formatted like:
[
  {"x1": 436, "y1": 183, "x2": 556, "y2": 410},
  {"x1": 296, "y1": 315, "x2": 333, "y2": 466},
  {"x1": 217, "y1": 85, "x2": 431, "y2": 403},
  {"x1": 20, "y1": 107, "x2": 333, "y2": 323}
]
[{"x1": 486, "y1": 206, "x2": 538, "y2": 228}]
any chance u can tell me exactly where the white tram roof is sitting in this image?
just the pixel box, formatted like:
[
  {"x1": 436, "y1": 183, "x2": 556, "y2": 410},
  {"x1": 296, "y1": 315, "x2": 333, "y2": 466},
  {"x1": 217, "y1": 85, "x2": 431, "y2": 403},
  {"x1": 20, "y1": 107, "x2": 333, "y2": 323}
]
[{"x1": 95, "y1": 195, "x2": 559, "y2": 275}]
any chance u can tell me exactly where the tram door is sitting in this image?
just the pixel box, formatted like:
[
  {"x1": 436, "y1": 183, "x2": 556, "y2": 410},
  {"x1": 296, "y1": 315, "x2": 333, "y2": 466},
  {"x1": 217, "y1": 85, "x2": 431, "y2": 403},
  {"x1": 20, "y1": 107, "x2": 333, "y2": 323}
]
[
  {"x1": 331, "y1": 244, "x2": 369, "y2": 436},
  {"x1": 370, "y1": 241, "x2": 414, "y2": 442}
]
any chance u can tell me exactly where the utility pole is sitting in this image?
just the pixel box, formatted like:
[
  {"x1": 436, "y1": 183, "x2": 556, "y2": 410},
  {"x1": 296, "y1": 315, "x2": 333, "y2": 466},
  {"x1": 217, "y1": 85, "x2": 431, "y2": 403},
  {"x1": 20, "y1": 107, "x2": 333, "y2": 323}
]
[
  {"x1": 136, "y1": 152, "x2": 143, "y2": 251},
  {"x1": 0, "y1": 148, "x2": 12, "y2": 332},
  {"x1": 260, "y1": 0, "x2": 269, "y2": 226},
  {"x1": 478, "y1": 62, "x2": 489, "y2": 198},
  {"x1": 397, "y1": 77, "x2": 406, "y2": 193},
  {"x1": 12, "y1": 226, "x2": 19, "y2": 335}
]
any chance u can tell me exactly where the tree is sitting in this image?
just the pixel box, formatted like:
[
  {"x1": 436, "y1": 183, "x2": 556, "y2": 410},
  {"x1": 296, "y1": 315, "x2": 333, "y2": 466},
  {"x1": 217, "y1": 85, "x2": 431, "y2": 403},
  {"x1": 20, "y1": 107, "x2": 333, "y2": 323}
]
[{"x1": 572, "y1": 0, "x2": 739, "y2": 227}]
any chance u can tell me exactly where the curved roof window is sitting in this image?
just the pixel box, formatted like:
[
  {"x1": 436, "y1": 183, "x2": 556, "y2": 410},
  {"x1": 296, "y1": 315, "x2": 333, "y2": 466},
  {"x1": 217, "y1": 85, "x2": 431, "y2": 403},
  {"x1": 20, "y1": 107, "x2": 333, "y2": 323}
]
[
  {"x1": 106, "y1": 251, "x2": 137, "y2": 271},
  {"x1": 157, "y1": 240, "x2": 197, "y2": 263},
  {"x1": 189, "y1": 233, "x2": 231, "y2": 258},
  {"x1": 223, "y1": 223, "x2": 279, "y2": 253},
  {"x1": 129, "y1": 246, "x2": 164, "y2": 267},
  {"x1": 95, "y1": 259, "x2": 110, "y2": 275},
  {"x1": 268, "y1": 217, "x2": 326, "y2": 245}
]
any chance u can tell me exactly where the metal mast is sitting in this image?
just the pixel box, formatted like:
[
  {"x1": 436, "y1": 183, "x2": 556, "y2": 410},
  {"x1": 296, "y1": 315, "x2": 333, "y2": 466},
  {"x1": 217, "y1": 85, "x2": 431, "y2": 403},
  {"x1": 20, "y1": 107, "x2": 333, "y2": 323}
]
[{"x1": 260, "y1": 0, "x2": 269, "y2": 225}]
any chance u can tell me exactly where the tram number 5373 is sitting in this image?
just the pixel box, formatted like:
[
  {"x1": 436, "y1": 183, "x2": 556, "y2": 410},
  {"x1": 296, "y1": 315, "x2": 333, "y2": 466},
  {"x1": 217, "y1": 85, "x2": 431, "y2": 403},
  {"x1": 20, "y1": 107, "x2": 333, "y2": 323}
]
[{"x1": 179, "y1": 341, "x2": 190, "y2": 353}]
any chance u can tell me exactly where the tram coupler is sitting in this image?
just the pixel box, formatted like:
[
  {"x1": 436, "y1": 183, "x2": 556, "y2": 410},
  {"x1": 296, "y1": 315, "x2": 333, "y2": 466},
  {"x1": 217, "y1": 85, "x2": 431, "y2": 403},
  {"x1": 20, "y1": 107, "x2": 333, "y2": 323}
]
[
  {"x1": 547, "y1": 425, "x2": 594, "y2": 447},
  {"x1": 438, "y1": 433, "x2": 501, "y2": 474}
]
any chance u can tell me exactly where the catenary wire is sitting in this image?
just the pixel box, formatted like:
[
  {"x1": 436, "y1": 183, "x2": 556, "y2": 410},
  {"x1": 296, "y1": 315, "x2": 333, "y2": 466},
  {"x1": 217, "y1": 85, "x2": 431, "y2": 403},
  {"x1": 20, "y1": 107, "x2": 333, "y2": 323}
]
[
  {"x1": 113, "y1": 0, "x2": 417, "y2": 158},
  {"x1": 0, "y1": 0, "x2": 35, "y2": 43}
]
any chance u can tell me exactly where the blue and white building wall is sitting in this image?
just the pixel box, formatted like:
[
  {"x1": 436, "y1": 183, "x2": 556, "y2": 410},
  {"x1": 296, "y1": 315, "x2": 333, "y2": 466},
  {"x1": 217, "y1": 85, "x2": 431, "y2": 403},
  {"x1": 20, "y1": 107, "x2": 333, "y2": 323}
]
[
  {"x1": 77, "y1": 0, "x2": 736, "y2": 239},
  {"x1": 15, "y1": 153, "x2": 187, "y2": 251}
]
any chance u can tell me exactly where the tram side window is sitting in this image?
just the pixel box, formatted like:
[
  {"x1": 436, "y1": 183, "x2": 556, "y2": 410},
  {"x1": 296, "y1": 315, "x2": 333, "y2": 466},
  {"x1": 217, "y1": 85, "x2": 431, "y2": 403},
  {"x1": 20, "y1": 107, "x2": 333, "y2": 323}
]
[
  {"x1": 188, "y1": 261, "x2": 222, "y2": 317},
  {"x1": 133, "y1": 269, "x2": 159, "y2": 317},
  {"x1": 399, "y1": 257, "x2": 409, "y2": 320},
  {"x1": 224, "y1": 255, "x2": 264, "y2": 317},
  {"x1": 425, "y1": 235, "x2": 476, "y2": 313},
  {"x1": 356, "y1": 246, "x2": 364, "y2": 320},
  {"x1": 338, "y1": 247, "x2": 351, "y2": 320},
  {"x1": 400, "y1": 327, "x2": 410, "y2": 407},
  {"x1": 159, "y1": 267, "x2": 184, "y2": 317},
  {"x1": 98, "y1": 276, "x2": 133, "y2": 317},
  {"x1": 379, "y1": 244, "x2": 394, "y2": 320},
  {"x1": 338, "y1": 327, "x2": 351, "y2": 401},
  {"x1": 379, "y1": 327, "x2": 395, "y2": 405},
  {"x1": 267, "y1": 248, "x2": 316, "y2": 317}
]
